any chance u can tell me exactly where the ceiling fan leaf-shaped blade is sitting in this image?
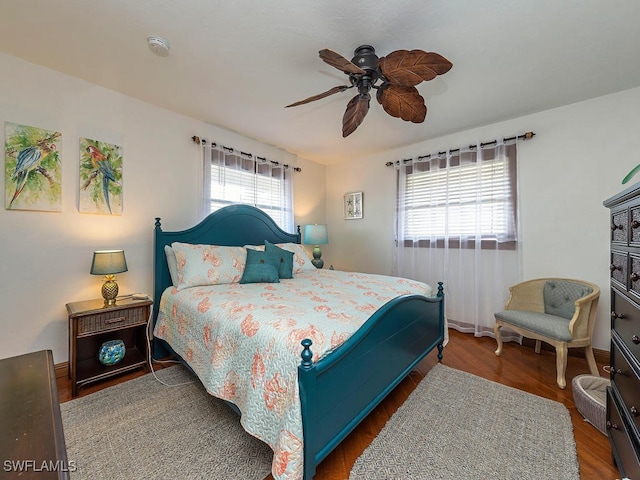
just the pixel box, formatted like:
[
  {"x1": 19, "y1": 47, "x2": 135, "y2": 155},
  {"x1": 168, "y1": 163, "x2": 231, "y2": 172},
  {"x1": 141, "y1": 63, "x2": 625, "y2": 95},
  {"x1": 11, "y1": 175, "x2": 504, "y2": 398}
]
[
  {"x1": 319, "y1": 49, "x2": 366, "y2": 75},
  {"x1": 342, "y1": 93, "x2": 370, "y2": 137},
  {"x1": 285, "y1": 85, "x2": 349, "y2": 108},
  {"x1": 379, "y1": 50, "x2": 453, "y2": 86},
  {"x1": 377, "y1": 84, "x2": 426, "y2": 123}
]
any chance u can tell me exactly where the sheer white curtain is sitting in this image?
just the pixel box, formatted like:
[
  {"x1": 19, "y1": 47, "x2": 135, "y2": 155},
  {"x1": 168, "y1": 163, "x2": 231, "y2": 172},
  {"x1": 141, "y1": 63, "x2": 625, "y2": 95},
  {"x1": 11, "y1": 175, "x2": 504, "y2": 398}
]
[
  {"x1": 202, "y1": 143, "x2": 294, "y2": 232},
  {"x1": 393, "y1": 138, "x2": 522, "y2": 340}
]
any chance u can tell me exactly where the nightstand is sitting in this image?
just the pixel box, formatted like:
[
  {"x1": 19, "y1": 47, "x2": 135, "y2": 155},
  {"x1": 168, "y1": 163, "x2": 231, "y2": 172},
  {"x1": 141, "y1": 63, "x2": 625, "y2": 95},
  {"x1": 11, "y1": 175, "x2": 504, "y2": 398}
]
[{"x1": 66, "y1": 297, "x2": 152, "y2": 397}]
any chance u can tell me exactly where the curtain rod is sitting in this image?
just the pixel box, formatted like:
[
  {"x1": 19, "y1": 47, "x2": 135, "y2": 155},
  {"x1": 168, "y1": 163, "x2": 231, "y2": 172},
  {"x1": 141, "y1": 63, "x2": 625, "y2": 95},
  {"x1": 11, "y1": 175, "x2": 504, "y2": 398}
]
[
  {"x1": 384, "y1": 131, "x2": 535, "y2": 167},
  {"x1": 192, "y1": 135, "x2": 302, "y2": 172}
]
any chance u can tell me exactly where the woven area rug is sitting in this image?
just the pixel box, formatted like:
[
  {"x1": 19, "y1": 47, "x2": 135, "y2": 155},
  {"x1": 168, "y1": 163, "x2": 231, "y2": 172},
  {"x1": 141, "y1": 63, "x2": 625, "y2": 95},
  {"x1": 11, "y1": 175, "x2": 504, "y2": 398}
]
[
  {"x1": 60, "y1": 365, "x2": 272, "y2": 480},
  {"x1": 350, "y1": 363, "x2": 580, "y2": 480}
]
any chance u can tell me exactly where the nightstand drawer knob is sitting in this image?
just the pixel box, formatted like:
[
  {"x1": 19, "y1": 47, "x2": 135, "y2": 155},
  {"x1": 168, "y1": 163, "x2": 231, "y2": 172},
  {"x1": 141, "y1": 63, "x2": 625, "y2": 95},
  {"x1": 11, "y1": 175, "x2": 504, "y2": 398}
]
[
  {"x1": 607, "y1": 420, "x2": 620, "y2": 431},
  {"x1": 631, "y1": 273, "x2": 640, "y2": 282},
  {"x1": 631, "y1": 406, "x2": 639, "y2": 417},
  {"x1": 610, "y1": 264, "x2": 621, "y2": 272},
  {"x1": 105, "y1": 316, "x2": 126, "y2": 325},
  {"x1": 611, "y1": 311, "x2": 624, "y2": 320},
  {"x1": 633, "y1": 334, "x2": 640, "y2": 345}
]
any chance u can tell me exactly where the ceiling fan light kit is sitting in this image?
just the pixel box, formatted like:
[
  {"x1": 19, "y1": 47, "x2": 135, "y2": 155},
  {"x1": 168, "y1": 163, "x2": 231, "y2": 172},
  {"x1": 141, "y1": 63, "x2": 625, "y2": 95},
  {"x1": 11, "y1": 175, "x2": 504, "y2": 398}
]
[{"x1": 286, "y1": 45, "x2": 452, "y2": 137}]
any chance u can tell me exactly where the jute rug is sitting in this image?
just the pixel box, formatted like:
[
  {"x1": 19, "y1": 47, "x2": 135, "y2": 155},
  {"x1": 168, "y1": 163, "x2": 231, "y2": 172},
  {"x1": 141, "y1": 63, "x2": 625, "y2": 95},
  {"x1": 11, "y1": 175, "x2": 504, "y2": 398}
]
[
  {"x1": 350, "y1": 363, "x2": 580, "y2": 479},
  {"x1": 60, "y1": 365, "x2": 273, "y2": 480}
]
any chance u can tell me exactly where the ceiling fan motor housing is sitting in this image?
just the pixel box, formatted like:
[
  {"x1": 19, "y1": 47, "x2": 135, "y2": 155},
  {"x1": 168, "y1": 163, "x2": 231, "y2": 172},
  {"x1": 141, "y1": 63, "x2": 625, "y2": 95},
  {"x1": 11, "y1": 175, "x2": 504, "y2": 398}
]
[
  {"x1": 351, "y1": 45, "x2": 379, "y2": 72},
  {"x1": 350, "y1": 45, "x2": 381, "y2": 92}
]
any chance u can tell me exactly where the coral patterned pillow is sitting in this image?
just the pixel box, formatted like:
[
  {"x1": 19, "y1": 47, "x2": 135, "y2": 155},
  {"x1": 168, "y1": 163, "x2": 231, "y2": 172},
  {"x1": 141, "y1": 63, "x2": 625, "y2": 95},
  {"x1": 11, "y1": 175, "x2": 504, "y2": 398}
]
[
  {"x1": 171, "y1": 242, "x2": 246, "y2": 290},
  {"x1": 276, "y1": 243, "x2": 316, "y2": 274}
]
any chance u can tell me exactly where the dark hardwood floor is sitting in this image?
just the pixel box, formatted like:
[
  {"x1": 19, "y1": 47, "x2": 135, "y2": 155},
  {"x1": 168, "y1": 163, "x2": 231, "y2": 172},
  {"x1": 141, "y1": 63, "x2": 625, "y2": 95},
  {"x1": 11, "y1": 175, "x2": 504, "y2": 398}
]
[{"x1": 57, "y1": 329, "x2": 620, "y2": 479}]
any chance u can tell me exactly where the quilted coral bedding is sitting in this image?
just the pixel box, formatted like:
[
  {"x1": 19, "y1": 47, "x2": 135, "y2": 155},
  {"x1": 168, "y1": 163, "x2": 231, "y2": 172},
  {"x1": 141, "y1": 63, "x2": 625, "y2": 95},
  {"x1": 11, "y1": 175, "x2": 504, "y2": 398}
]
[{"x1": 153, "y1": 269, "x2": 433, "y2": 479}]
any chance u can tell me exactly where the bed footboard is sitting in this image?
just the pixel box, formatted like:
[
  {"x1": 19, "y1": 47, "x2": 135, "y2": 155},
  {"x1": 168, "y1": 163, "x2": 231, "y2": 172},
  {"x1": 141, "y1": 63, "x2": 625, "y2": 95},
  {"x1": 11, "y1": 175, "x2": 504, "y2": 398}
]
[{"x1": 298, "y1": 283, "x2": 445, "y2": 480}]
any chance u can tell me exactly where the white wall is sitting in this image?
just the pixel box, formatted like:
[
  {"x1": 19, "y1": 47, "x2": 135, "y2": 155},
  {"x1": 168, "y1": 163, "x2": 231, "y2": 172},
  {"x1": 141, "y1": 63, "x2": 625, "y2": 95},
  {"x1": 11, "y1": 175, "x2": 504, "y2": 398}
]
[
  {"x1": 326, "y1": 86, "x2": 640, "y2": 351},
  {"x1": 0, "y1": 52, "x2": 326, "y2": 363}
]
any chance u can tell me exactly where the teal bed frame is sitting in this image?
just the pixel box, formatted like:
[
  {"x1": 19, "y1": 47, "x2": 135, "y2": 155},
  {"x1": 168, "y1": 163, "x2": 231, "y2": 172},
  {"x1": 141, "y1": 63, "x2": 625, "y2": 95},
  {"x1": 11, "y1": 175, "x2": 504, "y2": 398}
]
[{"x1": 151, "y1": 204, "x2": 445, "y2": 479}]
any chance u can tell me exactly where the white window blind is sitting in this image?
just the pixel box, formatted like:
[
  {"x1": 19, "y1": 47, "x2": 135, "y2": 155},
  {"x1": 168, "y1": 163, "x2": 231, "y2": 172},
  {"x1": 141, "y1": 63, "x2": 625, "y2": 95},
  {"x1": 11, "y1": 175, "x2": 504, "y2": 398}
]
[
  {"x1": 399, "y1": 142, "x2": 517, "y2": 246},
  {"x1": 204, "y1": 146, "x2": 294, "y2": 232}
]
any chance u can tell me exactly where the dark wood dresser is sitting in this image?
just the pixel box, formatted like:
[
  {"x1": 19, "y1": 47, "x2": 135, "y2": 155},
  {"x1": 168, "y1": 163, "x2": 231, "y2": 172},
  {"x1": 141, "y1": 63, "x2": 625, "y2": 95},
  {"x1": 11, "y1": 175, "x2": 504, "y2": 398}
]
[
  {"x1": 604, "y1": 183, "x2": 640, "y2": 479},
  {"x1": 0, "y1": 350, "x2": 70, "y2": 479}
]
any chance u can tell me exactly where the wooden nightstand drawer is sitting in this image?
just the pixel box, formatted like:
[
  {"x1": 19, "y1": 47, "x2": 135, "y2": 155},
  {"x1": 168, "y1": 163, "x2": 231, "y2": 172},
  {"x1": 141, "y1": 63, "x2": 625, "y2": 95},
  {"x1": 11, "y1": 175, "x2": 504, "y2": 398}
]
[{"x1": 77, "y1": 305, "x2": 148, "y2": 336}]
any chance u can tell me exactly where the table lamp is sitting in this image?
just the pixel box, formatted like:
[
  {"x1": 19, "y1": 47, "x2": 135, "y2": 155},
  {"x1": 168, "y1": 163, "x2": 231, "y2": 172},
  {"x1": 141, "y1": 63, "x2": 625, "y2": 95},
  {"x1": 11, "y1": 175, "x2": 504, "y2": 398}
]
[
  {"x1": 90, "y1": 250, "x2": 128, "y2": 306},
  {"x1": 303, "y1": 224, "x2": 328, "y2": 269}
]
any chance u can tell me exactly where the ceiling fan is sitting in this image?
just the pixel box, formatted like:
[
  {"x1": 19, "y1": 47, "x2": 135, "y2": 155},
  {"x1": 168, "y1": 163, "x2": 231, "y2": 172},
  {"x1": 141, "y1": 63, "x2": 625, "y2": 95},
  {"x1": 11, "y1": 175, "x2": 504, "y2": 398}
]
[{"x1": 286, "y1": 45, "x2": 453, "y2": 137}]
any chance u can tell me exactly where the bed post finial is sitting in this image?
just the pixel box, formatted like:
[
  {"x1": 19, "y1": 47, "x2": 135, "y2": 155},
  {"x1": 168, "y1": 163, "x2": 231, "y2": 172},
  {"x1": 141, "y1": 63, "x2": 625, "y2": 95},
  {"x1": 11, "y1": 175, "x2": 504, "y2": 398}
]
[
  {"x1": 300, "y1": 339, "x2": 313, "y2": 369},
  {"x1": 155, "y1": 217, "x2": 162, "y2": 230},
  {"x1": 437, "y1": 282, "x2": 444, "y2": 297}
]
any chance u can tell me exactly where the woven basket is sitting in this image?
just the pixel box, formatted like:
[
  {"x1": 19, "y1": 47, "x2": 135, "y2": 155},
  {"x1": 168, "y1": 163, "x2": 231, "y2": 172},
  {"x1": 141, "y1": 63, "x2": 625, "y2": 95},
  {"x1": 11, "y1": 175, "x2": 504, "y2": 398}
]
[{"x1": 571, "y1": 374, "x2": 610, "y2": 435}]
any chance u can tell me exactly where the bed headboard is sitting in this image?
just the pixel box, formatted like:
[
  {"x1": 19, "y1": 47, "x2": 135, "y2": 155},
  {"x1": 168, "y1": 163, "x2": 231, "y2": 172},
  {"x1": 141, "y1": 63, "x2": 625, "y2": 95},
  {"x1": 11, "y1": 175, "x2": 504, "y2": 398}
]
[{"x1": 152, "y1": 204, "x2": 300, "y2": 358}]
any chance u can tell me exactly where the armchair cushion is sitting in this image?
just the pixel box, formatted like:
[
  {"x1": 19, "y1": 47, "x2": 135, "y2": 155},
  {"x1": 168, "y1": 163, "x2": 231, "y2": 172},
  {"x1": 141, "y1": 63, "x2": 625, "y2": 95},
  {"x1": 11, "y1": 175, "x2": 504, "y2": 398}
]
[
  {"x1": 494, "y1": 310, "x2": 573, "y2": 341},
  {"x1": 543, "y1": 280, "x2": 593, "y2": 319}
]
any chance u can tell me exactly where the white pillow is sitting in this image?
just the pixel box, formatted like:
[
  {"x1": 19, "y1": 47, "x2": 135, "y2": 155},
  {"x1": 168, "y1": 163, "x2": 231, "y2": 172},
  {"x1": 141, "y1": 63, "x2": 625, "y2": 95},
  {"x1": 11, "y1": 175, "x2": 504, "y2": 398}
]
[
  {"x1": 171, "y1": 242, "x2": 247, "y2": 290},
  {"x1": 276, "y1": 243, "x2": 316, "y2": 273},
  {"x1": 164, "y1": 245, "x2": 179, "y2": 286}
]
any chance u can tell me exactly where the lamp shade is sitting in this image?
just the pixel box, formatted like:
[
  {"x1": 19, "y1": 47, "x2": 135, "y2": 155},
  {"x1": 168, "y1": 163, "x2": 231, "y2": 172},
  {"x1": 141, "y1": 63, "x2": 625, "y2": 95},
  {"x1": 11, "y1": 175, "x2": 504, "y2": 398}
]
[
  {"x1": 90, "y1": 250, "x2": 128, "y2": 275},
  {"x1": 303, "y1": 224, "x2": 328, "y2": 245}
]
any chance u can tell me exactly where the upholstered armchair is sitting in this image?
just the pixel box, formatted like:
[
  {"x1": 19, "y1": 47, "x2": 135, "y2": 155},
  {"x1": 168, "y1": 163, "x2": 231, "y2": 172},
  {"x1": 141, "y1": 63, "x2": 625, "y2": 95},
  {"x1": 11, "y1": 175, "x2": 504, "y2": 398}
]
[{"x1": 494, "y1": 278, "x2": 600, "y2": 389}]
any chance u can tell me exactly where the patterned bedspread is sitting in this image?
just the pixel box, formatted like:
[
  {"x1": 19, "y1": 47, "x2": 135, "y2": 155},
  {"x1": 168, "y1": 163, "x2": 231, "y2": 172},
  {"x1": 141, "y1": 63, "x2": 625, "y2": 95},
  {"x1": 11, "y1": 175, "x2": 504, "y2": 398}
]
[{"x1": 153, "y1": 269, "x2": 433, "y2": 480}]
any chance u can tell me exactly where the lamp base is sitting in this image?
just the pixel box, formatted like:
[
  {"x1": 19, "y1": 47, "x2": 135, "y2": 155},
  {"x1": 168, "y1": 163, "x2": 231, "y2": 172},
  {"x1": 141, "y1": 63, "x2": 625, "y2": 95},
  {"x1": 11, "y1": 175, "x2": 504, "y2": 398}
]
[
  {"x1": 102, "y1": 276, "x2": 119, "y2": 306},
  {"x1": 311, "y1": 246, "x2": 324, "y2": 269}
]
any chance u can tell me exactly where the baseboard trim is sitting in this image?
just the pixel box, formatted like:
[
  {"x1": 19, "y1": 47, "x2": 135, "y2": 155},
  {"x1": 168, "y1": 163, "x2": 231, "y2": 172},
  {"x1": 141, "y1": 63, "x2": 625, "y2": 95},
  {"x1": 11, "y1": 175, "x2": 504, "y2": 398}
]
[
  {"x1": 521, "y1": 338, "x2": 610, "y2": 367},
  {"x1": 55, "y1": 361, "x2": 68, "y2": 379}
]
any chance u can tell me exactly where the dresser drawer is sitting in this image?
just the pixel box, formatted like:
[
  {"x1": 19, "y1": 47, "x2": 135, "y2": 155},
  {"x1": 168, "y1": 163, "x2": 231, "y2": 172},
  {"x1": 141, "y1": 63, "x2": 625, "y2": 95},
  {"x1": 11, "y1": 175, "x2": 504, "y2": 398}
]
[
  {"x1": 612, "y1": 336, "x2": 640, "y2": 437},
  {"x1": 612, "y1": 290, "x2": 640, "y2": 359},
  {"x1": 631, "y1": 254, "x2": 640, "y2": 299},
  {"x1": 612, "y1": 209, "x2": 629, "y2": 244},
  {"x1": 631, "y1": 206, "x2": 640, "y2": 245},
  {"x1": 607, "y1": 388, "x2": 640, "y2": 480},
  {"x1": 77, "y1": 305, "x2": 149, "y2": 336},
  {"x1": 612, "y1": 251, "x2": 629, "y2": 289}
]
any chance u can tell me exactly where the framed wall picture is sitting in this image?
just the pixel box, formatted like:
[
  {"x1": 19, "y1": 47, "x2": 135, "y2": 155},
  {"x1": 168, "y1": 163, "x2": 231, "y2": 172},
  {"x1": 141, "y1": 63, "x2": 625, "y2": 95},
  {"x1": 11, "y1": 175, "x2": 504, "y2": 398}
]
[
  {"x1": 79, "y1": 137, "x2": 123, "y2": 215},
  {"x1": 5, "y1": 121, "x2": 62, "y2": 211},
  {"x1": 344, "y1": 191, "x2": 363, "y2": 219}
]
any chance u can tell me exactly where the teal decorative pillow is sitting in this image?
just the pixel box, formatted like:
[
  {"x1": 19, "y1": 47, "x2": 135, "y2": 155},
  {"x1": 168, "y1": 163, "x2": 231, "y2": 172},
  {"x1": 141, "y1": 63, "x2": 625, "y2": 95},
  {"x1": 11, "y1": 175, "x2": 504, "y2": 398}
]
[
  {"x1": 275, "y1": 243, "x2": 316, "y2": 273},
  {"x1": 265, "y1": 241, "x2": 294, "y2": 279},
  {"x1": 240, "y1": 248, "x2": 280, "y2": 284},
  {"x1": 240, "y1": 263, "x2": 279, "y2": 284}
]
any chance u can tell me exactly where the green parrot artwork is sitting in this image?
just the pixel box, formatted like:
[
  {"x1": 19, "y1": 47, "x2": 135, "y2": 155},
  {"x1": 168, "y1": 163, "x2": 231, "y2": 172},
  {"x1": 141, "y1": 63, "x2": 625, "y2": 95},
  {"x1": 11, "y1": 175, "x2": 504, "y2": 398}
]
[{"x1": 4, "y1": 122, "x2": 62, "y2": 211}]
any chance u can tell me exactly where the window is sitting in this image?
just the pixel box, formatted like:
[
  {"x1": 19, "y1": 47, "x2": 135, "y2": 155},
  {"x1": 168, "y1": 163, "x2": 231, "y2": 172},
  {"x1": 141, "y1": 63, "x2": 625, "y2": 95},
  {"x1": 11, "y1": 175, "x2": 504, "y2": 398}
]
[
  {"x1": 203, "y1": 146, "x2": 294, "y2": 232},
  {"x1": 398, "y1": 143, "x2": 517, "y2": 248}
]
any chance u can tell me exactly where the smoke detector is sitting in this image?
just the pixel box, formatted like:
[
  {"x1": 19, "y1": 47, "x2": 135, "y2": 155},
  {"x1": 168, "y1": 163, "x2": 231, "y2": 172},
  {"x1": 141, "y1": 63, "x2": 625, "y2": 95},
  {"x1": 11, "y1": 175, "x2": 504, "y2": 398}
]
[{"x1": 147, "y1": 35, "x2": 170, "y2": 57}]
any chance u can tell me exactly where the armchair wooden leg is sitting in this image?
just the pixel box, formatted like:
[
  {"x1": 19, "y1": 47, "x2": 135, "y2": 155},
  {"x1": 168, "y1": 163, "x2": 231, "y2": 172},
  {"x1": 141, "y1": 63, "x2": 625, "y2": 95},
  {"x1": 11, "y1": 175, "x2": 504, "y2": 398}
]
[
  {"x1": 555, "y1": 343, "x2": 568, "y2": 389},
  {"x1": 494, "y1": 321, "x2": 503, "y2": 356},
  {"x1": 585, "y1": 345, "x2": 599, "y2": 377}
]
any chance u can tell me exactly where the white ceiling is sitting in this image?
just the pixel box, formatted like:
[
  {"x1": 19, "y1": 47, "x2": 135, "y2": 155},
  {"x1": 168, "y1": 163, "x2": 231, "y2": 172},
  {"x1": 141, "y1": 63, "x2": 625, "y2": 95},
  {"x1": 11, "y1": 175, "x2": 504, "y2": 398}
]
[{"x1": 1, "y1": 0, "x2": 640, "y2": 165}]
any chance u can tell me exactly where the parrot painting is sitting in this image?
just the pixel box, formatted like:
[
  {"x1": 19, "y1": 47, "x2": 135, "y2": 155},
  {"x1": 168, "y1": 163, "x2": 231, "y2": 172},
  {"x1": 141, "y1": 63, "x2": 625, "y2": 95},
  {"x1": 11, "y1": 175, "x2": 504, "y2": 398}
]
[
  {"x1": 86, "y1": 145, "x2": 117, "y2": 213},
  {"x1": 9, "y1": 145, "x2": 49, "y2": 208}
]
